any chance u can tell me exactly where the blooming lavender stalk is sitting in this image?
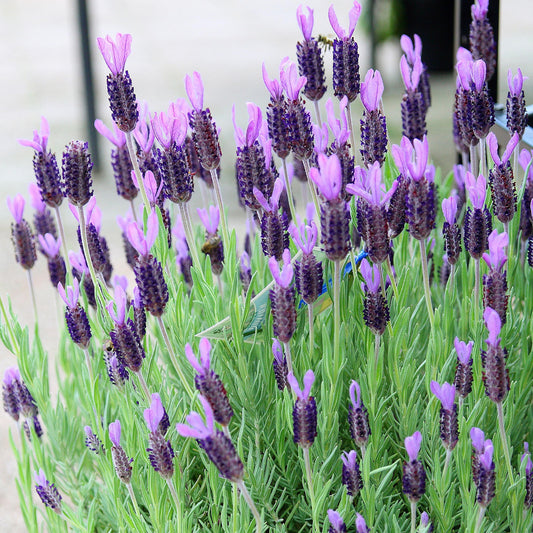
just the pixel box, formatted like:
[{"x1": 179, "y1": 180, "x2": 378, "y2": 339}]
[
  {"x1": 401, "y1": 34, "x2": 431, "y2": 115},
  {"x1": 104, "y1": 351, "x2": 129, "y2": 388},
  {"x1": 388, "y1": 139, "x2": 412, "y2": 240},
  {"x1": 469, "y1": 0, "x2": 496, "y2": 82},
  {"x1": 341, "y1": 449, "x2": 363, "y2": 497},
  {"x1": 442, "y1": 196, "x2": 462, "y2": 274},
  {"x1": 131, "y1": 286, "x2": 146, "y2": 341},
  {"x1": 470, "y1": 427, "x2": 488, "y2": 489},
  {"x1": 453, "y1": 337, "x2": 474, "y2": 406},
  {"x1": 506, "y1": 69, "x2": 528, "y2": 140},
  {"x1": 430, "y1": 381, "x2": 458, "y2": 477},
  {"x1": 400, "y1": 55, "x2": 426, "y2": 141},
  {"x1": 522, "y1": 442, "x2": 533, "y2": 511},
  {"x1": 62, "y1": 140, "x2": 93, "y2": 208},
  {"x1": 84, "y1": 425, "x2": 104, "y2": 455},
  {"x1": 198, "y1": 205, "x2": 224, "y2": 278},
  {"x1": 2, "y1": 367, "x2": 21, "y2": 422},
  {"x1": 28, "y1": 182, "x2": 58, "y2": 248},
  {"x1": 419, "y1": 512, "x2": 433, "y2": 533},
  {"x1": 519, "y1": 150, "x2": 533, "y2": 257},
  {"x1": 34, "y1": 469, "x2": 62, "y2": 515},
  {"x1": 272, "y1": 339, "x2": 288, "y2": 391},
  {"x1": 348, "y1": 380, "x2": 371, "y2": 455},
  {"x1": 327, "y1": 509, "x2": 346, "y2": 533},
  {"x1": 38, "y1": 233, "x2": 66, "y2": 289},
  {"x1": 403, "y1": 431, "x2": 426, "y2": 533},
  {"x1": 473, "y1": 439, "x2": 495, "y2": 532},
  {"x1": 482, "y1": 230, "x2": 509, "y2": 324}
]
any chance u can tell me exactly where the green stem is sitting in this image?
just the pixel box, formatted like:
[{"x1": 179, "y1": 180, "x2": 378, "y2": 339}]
[
  {"x1": 135, "y1": 370, "x2": 151, "y2": 403},
  {"x1": 54, "y1": 206, "x2": 71, "y2": 272},
  {"x1": 178, "y1": 202, "x2": 200, "y2": 266},
  {"x1": 346, "y1": 102, "x2": 358, "y2": 160},
  {"x1": 385, "y1": 255, "x2": 399, "y2": 300},
  {"x1": 442, "y1": 448, "x2": 452, "y2": 482},
  {"x1": 474, "y1": 505, "x2": 486, "y2": 533},
  {"x1": 26, "y1": 270, "x2": 38, "y2": 326},
  {"x1": 307, "y1": 304, "x2": 314, "y2": 362},
  {"x1": 419, "y1": 240, "x2": 434, "y2": 328},
  {"x1": 281, "y1": 158, "x2": 298, "y2": 224},
  {"x1": 167, "y1": 478, "x2": 183, "y2": 532},
  {"x1": 333, "y1": 259, "x2": 341, "y2": 378},
  {"x1": 210, "y1": 168, "x2": 230, "y2": 248},
  {"x1": 411, "y1": 500, "x2": 417, "y2": 533},
  {"x1": 236, "y1": 480, "x2": 262, "y2": 533},
  {"x1": 313, "y1": 100, "x2": 322, "y2": 126},
  {"x1": 126, "y1": 482, "x2": 142, "y2": 520},
  {"x1": 303, "y1": 447, "x2": 318, "y2": 532},
  {"x1": 82, "y1": 347, "x2": 94, "y2": 385},
  {"x1": 474, "y1": 258, "x2": 480, "y2": 324},
  {"x1": 374, "y1": 334, "x2": 380, "y2": 371},
  {"x1": 302, "y1": 159, "x2": 321, "y2": 222},
  {"x1": 497, "y1": 401, "x2": 514, "y2": 482},
  {"x1": 284, "y1": 341, "x2": 294, "y2": 377},
  {"x1": 0, "y1": 296, "x2": 20, "y2": 355},
  {"x1": 126, "y1": 132, "x2": 150, "y2": 209}
]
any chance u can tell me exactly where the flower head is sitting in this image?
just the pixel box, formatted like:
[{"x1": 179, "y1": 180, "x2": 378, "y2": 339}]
[
  {"x1": 508, "y1": 68, "x2": 526, "y2": 97},
  {"x1": 197, "y1": 205, "x2": 220, "y2": 235},
  {"x1": 482, "y1": 229, "x2": 508, "y2": 271},
  {"x1": 430, "y1": 381, "x2": 456, "y2": 411},
  {"x1": 454, "y1": 337, "x2": 474, "y2": 364},
  {"x1": 479, "y1": 440, "x2": 494, "y2": 469},
  {"x1": 287, "y1": 369, "x2": 315, "y2": 401},
  {"x1": 106, "y1": 285, "x2": 128, "y2": 325},
  {"x1": 405, "y1": 430, "x2": 422, "y2": 462},
  {"x1": 151, "y1": 110, "x2": 188, "y2": 149},
  {"x1": 232, "y1": 102, "x2": 262, "y2": 148},
  {"x1": 289, "y1": 219, "x2": 318, "y2": 255},
  {"x1": 309, "y1": 153, "x2": 342, "y2": 201},
  {"x1": 347, "y1": 162, "x2": 398, "y2": 206},
  {"x1": 7, "y1": 194, "x2": 25, "y2": 224},
  {"x1": 57, "y1": 278, "x2": 80, "y2": 309},
  {"x1": 97, "y1": 33, "x2": 132, "y2": 75},
  {"x1": 407, "y1": 136, "x2": 429, "y2": 182},
  {"x1": 296, "y1": 5, "x2": 314, "y2": 41},
  {"x1": 327, "y1": 509, "x2": 345, "y2": 532},
  {"x1": 185, "y1": 71, "x2": 204, "y2": 112},
  {"x1": 126, "y1": 209, "x2": 159, "y2": 256},
  {"x1": 472, "y1": 0, "x2": 489, "y2": 20},
  {"x1": 268, "y1": 248, "x2": 293, "y2": 288},
  {"x1": 280, "y1": 60, "x2": 307, "y2": 101},
  {"x1": 18, "y1": 116, "x2": 50, "y2": 152},
  {"x1": 356, "y1": 513, "x2": 370, "y2": 533},
  {"x1": 470, "y1": 427, "x2": 486, "y2": 454},
  {"x1": 328, "y1": 1, "x2": 361, "y2": 40}
]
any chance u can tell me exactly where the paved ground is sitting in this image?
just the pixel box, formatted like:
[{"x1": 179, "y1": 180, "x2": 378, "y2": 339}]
[{"x1": 0, "y1": 0, "x2": 531, "y2": 530}]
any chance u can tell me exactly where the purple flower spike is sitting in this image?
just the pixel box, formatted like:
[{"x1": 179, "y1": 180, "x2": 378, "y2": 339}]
[
  {"x1": 405, "y1": 431, "x2": 422, "y2": 462},
  {"x1": 328, "y1": 1, "x2": 361, "y2": 40},
  {"x1": 197, "y1": 205, "x2": 220, "y2": 235},
  {"x1": 430, "y1": 381, "x2": 456, "y2": 411},
  {"x1": 287, "y1": 369, "x2": 315, "y2": 401},
  {"x1": 309, "y1": 153, "x2": 342, "y2": 201},
  {"x1": 482, "y1": 229, "x2": 508, "y2": 271},
  {"x1": 280, "y1": 60, "x2": 307, "y2": 101},
  {"x1": 106, "y1": 285, "x2": 127, "y2": 325},
  {"x1": 361, "y1": 69, "x2": 384, "y2": 112},
  {"x1": 442, "y1": 196, "x2": 458, "y2": 225},
  {"x1": 296, "y1": 5, "x2": 314, "y2": 41},
  {"x1": 144, "y1": 393, "x2": 165, "y2": 432},
  {"x1": 57, "y1": 278, "x2": 80, "y2": 309},
  {"x1": 508, "y1": 68, "x2": 526, "y2": 97},
  {"x1": 268, "y1": 249, "x2": 293, "y2": 288},
  {"x1": 484, "y1": 307, "x2": 501, "y2": 345},
  {"x1": 94, "y1": 118, "x2": 126, "y2": 147},
  {"x1": 360, "y1": 258, "x2": 381, "y2": 293},
  {"x1": 470, "y1": 427, "x2": 486, "y2": 454},
  {"x1": 262, "y1": 62, "x2": 283, "y2": 100},
  {"x1": 327, "y1": 509, "x2": 345, "y2": 532},
  {"x1": 34, "y1": 468, "x2": 62, "y2": 514},
  {"x1": 289, "y1": 219, "x2": 317, "y2": 255},
  {"x1": 176, "y1": 396, "x2": 215, "y2": 439},
  {"x1": 487, "y1": 131, "x2": 520, "y2": 167},
  {"x1": 455, "y1": 337, "x2": 474, "y2": 364},
  {"x1": 7, "y1": 195, "x2": 25, "y2": 224},
  {"x1": 109, "y1": 419, "x2": 122, "y2": 447},
  {"x1": 356, "y1": 513, "x2": 370, "y2": 533},
  {"x1": 465, "y1": 171, "x2": 487, "y2": 209},
  {"x1": 18, "y1": 116, "x2": 49, "y2": 152},
  {"x1": 97, "y1": 33, "x2": 132, "y2": 75},
  {"x1": 349, "y1": 380, "x2": 362, "y2": 409},
  {"x1": 185, "y1": 71, "x2": 204, "y2": 112}
]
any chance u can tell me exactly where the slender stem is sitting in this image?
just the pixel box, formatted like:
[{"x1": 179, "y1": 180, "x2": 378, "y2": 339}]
[
  {"x1": 135, "y1": 370, "x2": 151, "y2": 403},
  {"x1": 82, "y1": 347, "x2": 94, "y2": 384},
  {"x1": 281, "y1": 158, "x2": 298, "y2": 223},
  {"x1": 442, "y1": 448, "x2": 452, "y2": 481},
  {"x1": 474, "y1": 505, "x2": 486, "y2": 533},
  {"x1": 504, "y1": 221, "x2": 511, "y2": 258},
  {"x1": 283, "y1": 341, "x2": 294, "y2": 376},
  {"x1": 411, "y1": 501, "x2": 417, "y2": 533},
  {"x1": 419, "y1": 240, "x2": 434, "y2": 328},
  {"x1": 126, "y1": 483, "x2": 142, "y2": 519},
  {"x1": 374, "y1": 334, "x2": 380, "y2": 370},
  {"x1": 156, "y1": 316, "x2": 194, "y2": 399},
  {"x1": 167, "y1": 478, "x2": 182, "y2": 532},
  {"x1": 179, "y1": 202, "x2": 199, "y2": 266},
  {"x1": 302, "y1": 159, "x2": 321, "y2": 221},
  {"x1": 474, "y1": 258, "x2": 480, "y2": 323},
  {"x1": 130, "y1": 199, "x2": 138, "y2": 223},
  {"x1": 449, "y1": 264, "x2": 456, "y2": 292},
  {"x1": 210, "y1": 168, "x2": 230, "y2": 247},
  {"x1": 313, "y1": 100, "x2": 322, "y2": 126},
  {"x1": 479, "y1": 138, "x2": 486, "y2": 181},
  {"x1": 302, "y1": 448, "x2": 317, "y2": 532},
  {"x1": 333, "y1": 260, "x2": 341, "y2": 377},
  {"x1": 236, "y1": 480, "x2": 262, "y2": 533},
  {"x1": 125, "y1": 132, "x2": 150, "y2": 209},
  {"x1": 307, "y1": 304, "x2": 314, "y2": 362},
  {"x1": 497, "y1": 402, "x2": 514, "y2": 482},
  {"x1": 26, "y1": 270, "x2": 38, "y2": 325},
  {"x1": 54, "y1": 206, "x2": 71, "y2": 272},
  {"x1": 470, "y1": 144, "x2": 478, "y2": 177},
  {"x1": 346, "y1": 102, "x2": 358, "y2": 160},
  {"x1": 385, "y1": 256, "x2": 399, "y2": 300},
  {"x1": 360, "y1": 443, "x2": 366, "y2": 460},
  {"x1": 216, "y1": 274, "x2": 223, "y2": 298}
]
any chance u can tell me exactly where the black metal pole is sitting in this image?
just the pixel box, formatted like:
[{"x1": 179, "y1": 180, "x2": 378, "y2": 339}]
[{"x1": 76, "y1": 0, "x2": 100, "y2": 171}]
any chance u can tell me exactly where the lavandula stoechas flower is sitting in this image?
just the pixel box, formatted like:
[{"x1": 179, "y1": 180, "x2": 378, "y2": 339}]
[
  {"x1": 419, "y1": 512, "x2": 433, "y2": 533},
  {"x1": 519, "y1": 149, "x2": 533, "y2": 243},
  {"x1": 487, "y1": 132, "x2": 520, "y2": 225},
  {"x1": 34, "y1": 469, "x2": 62, "y2": 514},
  {"x1": 403, "y1": 431, "x2": 426, "y2": 502},
  {"x1": 453, "y1": 50, "x2": 477, "y2": 153},
  {"x1": 280, "y1": 61, "x2": 314, "y2": 161},
  {"x1": 233, "y1": 103, "x2": 271, "y2": 211},
  {"x1": 290, "y1": 219, "x2": 323, "y2": 305},
  {"x1": 176, "y1": 396, "x2": 244, "y2": 482},
  {"x1": 62, "y1": 140, "x2": 93, "y2": 207},
  {"x1": 522, "y1": 442, "x2": 533, "y2": 510},
  {"x1": 186, "y1": 71, "x2": 221, "y2": 171},
  {"x1": 470, "y1": 427, "x2": 491, "y2": 488},
  {"x1": 69, "y1": 251, "x2": 96, "y2": 308},
  {"x1": 109, "y1": 420, "x2": 133, "y2": 484},
  {"x1": 360, "y1": 69, "x2": 388, "y2": 167},
  {"x1": 401, "y1": 34, "x2": 431, "y2": 115},
  {"x1": 359, "y1": 259, "x2": 390, "y2": 336},
  {"x1": 356, "y1": 514, "x2": 370, "y2": 533},
  {"x1": 198, "y1": 205, "x2": 224, "y2": 275},
  {"x1": 144, "y1": 394, "x2": 175, "y2": 479},
  {"x1": 255, "y1": 178, "x2": 289, "y2": 261},
  {"x1": 430, "y1": 381, "x2": 458, "y2": 451},
  {"x1": 28, "y1": 183, "x2": 57, "y2": 248},
  {"x1": 348, "y1": 380, "x2": 371, "y2": 451},
  {"x1": 38, "y1": 234, "x2": 66, "y2": 288},
  {"x1": 475, "y1": 439, "x2": 496, "y2": 509},
  {"x1": 341, "y1": 450, "x2": 363, "y2": 497},
  {"x1": 104, "y1": 348, "x2": 129, "y2": 388},
  {"x1": 128, "y1": 210, "x2": 169, "y2": 317},
  {"x1": 269, "y1": 249, "x2": 297, "y2": 344},
  {"x1": 19, "y1": 117, "x2": 64, "y2": 208},
  {"x1": 464, "y1": 171, "x2": 491, "y2": 259},
  {"x1": 272, "y1": 339, "x2": 288, "y2": 391},
  {"x1": 7, "y1": 195, "x2": 37, "y2": 271},
  {"x1": 453, "y1": 337, "x2": 474, "y2": 401},
  {"x1": 328, "y1": 2, "x2": 362, "y2": 102},
  {"x1": 310, "y1": 153, "x2": 351, "y2": 261},
  {"x1": 507, "y1": 69, "x2": 528, "y2": 139},
  {"x1": 400, "y1": 55, "x2": 426, "y2": 141},
  {"x1": 3, "y1": 367, "x2": 21, "y2": 422},
  {"x1": 469, "y1": 0, "x2": 496, "y2": 82},
  {"x1": 117, "y1": 212, "x2": 139, "y2": 270},
  {"x1": 327, "y1": 509, "x2": 346, "y2": 533},
  {"x1": 482, "y1": 230, "x2": 509, "y2": 324},
  {"x1": 186, "y1": 338, "x2": 233, "y2": 427},
  {"x1": 132, "y1": 286, "x2": 146, "y2": 341},
  {"x1": 95, "y1": 119, "x2": 137, "y2": 201},
  {"x1": 387, "y1": 138, "x2": 412, "y2": 239},
  {"x1": 296, "y1": 6, "x2": 326, "y2": 102},
  {"x1": 97, "y1": 33, "x2": 138, "y2": 132},
  {"x1": 442, "y1": 196, "x2": 462, "y2": 266},
  {"x1": 58, "y1": 278, "x2": 92, "y2": 349},
  {"x1": 84, "y1": 426, "x2": 104, "y2": 454},
  {"x1": 482, "y1": 307, "x2": 510, "y2": 404},
  {"x1": 107, "y1": 285, "x2": 145, "y2": 373},
  {"x1": 288, "y1": 370, "x2": 317, "y2": 448}
]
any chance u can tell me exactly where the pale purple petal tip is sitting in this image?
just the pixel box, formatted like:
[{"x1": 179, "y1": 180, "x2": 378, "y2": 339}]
[
  {"x1": 356, "y1": 513, "x2": 369, "y2": 533},
  {"x1": 349, "y1": 380, "x2": 361, "y2": 409},
  {"x1": 34, "y1": 468, "x2": 48, "y2": 486},
  {"x1": 470, "y1": 427, "x2": 485, "y2": 453},
  {"x1": 430, "y1": 381, "x2": 456, "y2": 411},
  {"x1": 185, "y1": 71, "x2": 204, "y2": 112},
  {"x1": 405, "y1": 431, "x2": 422, "y2": 462},
  {"x1": 327, "y1": 509, "x2": 344, "y2": 530},
  {"x1": 454, "y1": 337, "x2": 473, "y2": 364},
  {"x1": 484, "y1": 307, "x2": 501, "y2": 345},
  {"x1": 144, "y1": 394, "x2": 164, "y2": 432},
  {"x1": 442, "y1": 196, "x2": 457, "y2": 225},
  {"x1": 109, "y1": 420, "x2": 121, "y2": 447}
]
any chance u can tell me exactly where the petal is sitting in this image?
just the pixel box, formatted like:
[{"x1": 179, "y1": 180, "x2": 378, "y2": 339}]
[{"x1": 185, "y1": 71, "x2": 204, "y2": 111}]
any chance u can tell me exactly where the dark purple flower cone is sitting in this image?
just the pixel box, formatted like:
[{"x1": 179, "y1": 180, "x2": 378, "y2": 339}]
[
  {"x1": 195, "y1": 371, "x2": 233, "y2": 426},
  {"x1": 360, "y1": 109, "x2": 388, "y2": 167},
  {"x1": 11, "y1": 220, "x2": 37, "y2": 270},
  {"x1": 104, "y1": 351, "x2": 129, "y2": 387},
  {"x1": 453, "y1": 101, "x2": 471, "y2": 156},
  {"x1": 82, "y1": 275, "x2": 97, "y2": 309},
  {"x1": 260, "y1": 211, "x2": 289, "y2": 261},
  {"x1": 122, "y1": 231, "x2": 139, "y2": 269},
  {"x1": 362, "y1": 203, "x2": 390, "y2": 264},
  {"x1": 329, "y1": 140, "x2": 355, "y2": 201},
  {"x1": 198, "y1": 431, "x2": 244, "y2": 482},
  {"x1": 111, "y1": 444, "x2": 133, "y2": 483},
  {"x1": 62, "y1": 140, "x2": 93, "y2": 207},
  {"x1": 47, "y1": 256, "x2": 66, "y2": 289},
  {"x1": 476, "y1": 461, "x2": 496, "y2": 507},
  {"x1": 201, "y1": 233, "x2": 224, "y2": 276},
  {"x1": 292, "y1": 396, "x2": 317, "y2": 448},
  {"x1": 32, "y1": 150, "x2": 64, "y2": 208},
  {"x1": 406, "y1": 178, "x2": 436, "y2": 241},
  {"x1": 464, "y1": 207, "x2": 492, "y2": 259},
  {"x1": 454, "y1": 88, "x2": 478, "y2": 149},
  {"x1": 387, "y1": 175, "x2": 409, "y2": 239},
  {"x1": 481, "y1": 345, "x2": 510, "y2": 403},
  {"x1": 99, "y1": 235, "x2": 113, "y2": 284},
  {"x1": 186, "y1": 136, "x2": 214, "y2": 188},
  {"x1": 35, "y1": 477, "x2": 62, "y2": 514},
  {"x1": 110, "y1": 319, "x2": 145, "y2": 373},
  {"x1": 273, "y1": 354, "x2": 288, "y2": 391},
  {"x1": 401, "y1": 91, "x2": 427, "y2": 141},
  {"x1": 342, "y1": 458, "x2": 363, "y2": 497},
  {"x1": 134, "y1": 254, "x2": 169, "y2": 317},
  {"x1": 33, "y1": 209, "x2": 58, "y2": 245},
  {"x1": 525, "y1": 471, "x2": 533, "y2": 509},
  {"x1": 440, "y1": 259, "x2": 451, "y2": 287},
  {"x1": 188, "y1": 108, "x2": 222, "y2": 171},
  {"x1": 14, "y1": 380, "x2": 38, "y2": 420},
  {"x1": 470, "y1": 19, "x2": 497, "y2": 82},
  {"x1": 85, "y1": 429, "x2": 104, "y2": 454},
  {"x1": 329, "y1": 521, "x2": 347, "y2": 533},
  {"x1": 472, "y1": 453, "x2": 481, "y2": 489},
  {"x1": 24, "y1": 415, "x2": 43, "y2": 440},
  {"x1": 180, "y1": 254, "x2": 193, "y2": 286},
  {"x1": 520, "y1": 182, "x2": 533, "y2": 241},
  {"x1": 157, "y1": 144, "x2": 194, "y2": 203},
  {"x1": 286, "y1": 99, "x2": 315, "y2": 161},
  {"x1": 3, "y1": 380, "x2": 20, "y2": 421},
  {"x1": 296, "y1": 38, "x2": 327, "y2": 101},
  {"x1": 77, "y1": 224, "x2": 106, "y2": 274},
  {"x1": 471, "y1": 86, "x2": 494, "y2": 140},
  {"x1": 294, "y1": 254, "x2": 323, "y2": 305},
  {"x1": 402, "y1": 460, "x2": 426, "y2": 502},
  {"x1": 159, "y1": 207, "x2": 172, "y2": 249},
  {"x1": 239, "y1": 260, "x2": 251, "y2": 294},
  {"x1": 65, "y1": 304, "x2": 92, "y2": 348},
  {"x1": 528, "y1": 237, "x2": 533, "y2": 268},
  {"x1": 133, "y1": 302, "x2": 146, "y2": 341},
  {"x1": 483, "y1": 271, "x2": 508, "y2": 325},
  {"x1": 419, "y1": 65, "x2": 432, "y2": 115},
  {"x1": 147, "y1": 431, "x2": 175, "y2": 479},
  {"x1": 293, "y1": 157, "x2": 307, "y2": 182},
  {"x1": 348, "y1": 406, "x2": 371, "y2": 448},
  {"x1": 332, "y1": 38, "x2": 360, "y2": 102},
  {"x1": 454, "y1": 358, "x2": 473, "y2": 400},
  {"x1": 106, "y1": 70, "x2": 139, "y2": 133},
  {"x1": 439, "y1": 405, "x2": 459, "y2": 450},
  {"x1": 489, "y1": 163, "x2": 517, "y2": 224},
  {"x1": 507, "y1": 89, "x2": 528, "y2": 138},
  {"x1": 111, "y1": 144, "x2": 137, "y2": 201},
  {"x1": 267, "y1": 96, "x2": 291, "y2": 160},
  {"x1": 363, "y1": 289, "x2": 390, "y2": 336},
  {"x1": 443, "y1": 222, "x2": 462, "y2": 265},
  {"x1": 236, "y1": 142, "x2": 271, "y2": 211},
  {"x1": 321, "y1": 200, "x2": 351, "y2": 261},
  {"x1": 270, "y1": 285, "x2": 297, "y2": 344}
]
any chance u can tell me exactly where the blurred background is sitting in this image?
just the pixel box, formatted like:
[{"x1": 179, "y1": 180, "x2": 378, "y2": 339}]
[{"x1": 0, "y1": 0, "x2": 531, "y2": 529}]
